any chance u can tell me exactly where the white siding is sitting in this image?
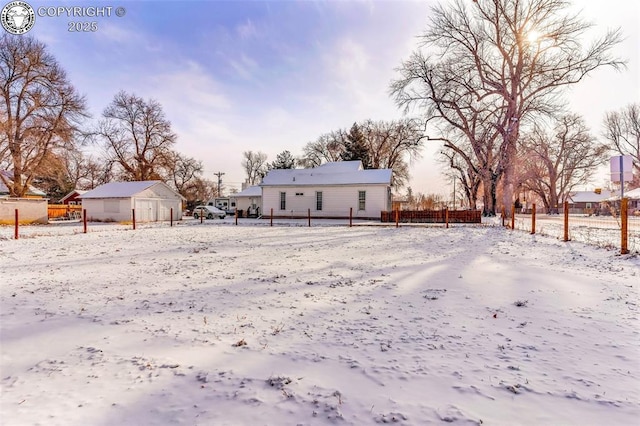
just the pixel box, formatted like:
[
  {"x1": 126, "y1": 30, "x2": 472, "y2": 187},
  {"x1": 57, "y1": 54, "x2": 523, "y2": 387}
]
[
  {"x1": 84, "y1": 198, "x2": 132, "y2": 222},
  {"x1": 235, "y1": 196, "x2": 262, "y2": 215},
  {"x1": 262, "y1": 185, "x2": 389, "y2": 219}
]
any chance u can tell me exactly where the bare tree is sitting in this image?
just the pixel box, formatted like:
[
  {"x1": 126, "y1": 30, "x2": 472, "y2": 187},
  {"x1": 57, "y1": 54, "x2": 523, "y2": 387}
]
[
  {"x1": 299, "y1": 131, "x2": 345, "y2": 168},
  {"x1": 360, "y1": 119, "x2": 425, "y2": 189},
  {"x1": 182, "y1": 177, "x2": 217, "y2": 210},
  {"x1": 165, "y1": 151, "x2": 203, "y2": 195},
  {"x1": 392, "y1": 0, "x2": 624, "y2": 216},
  {"x1": 520, "y1": 114, "x2": 607, "y2": 212},
  {"x1": 0, "y1": 34, "x2": 88, "y2": 197},
  {"x1": 603, "y1": 103, "x2": 640, "y2": 182},
  {"x1": 242, "y1": 150, "x2": 268, "y2": 185},
  {"x1": 96, "y1": 91, "x2": 176, "y2": 181},
  {"x1": 441, "y1": 146, "x2": 482, "y2": 210}
]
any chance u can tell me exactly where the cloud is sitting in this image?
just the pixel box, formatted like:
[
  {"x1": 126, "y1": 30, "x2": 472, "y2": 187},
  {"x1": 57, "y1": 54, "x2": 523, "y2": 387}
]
[
  {"x1": 236, "y1": 18, "x2": 258, "y2": 40},
  {"x1": 228, "y1": 53, "x2": 259, "y2": 81}
]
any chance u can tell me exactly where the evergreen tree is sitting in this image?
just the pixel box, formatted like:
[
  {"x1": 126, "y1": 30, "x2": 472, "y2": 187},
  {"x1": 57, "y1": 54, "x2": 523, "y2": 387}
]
[
  {"x1": 269, "y1": 150, "x2": 296, "y2": 169},
  {"x1": 341, "y1": 123, "x2": 371, "y2": 168}
]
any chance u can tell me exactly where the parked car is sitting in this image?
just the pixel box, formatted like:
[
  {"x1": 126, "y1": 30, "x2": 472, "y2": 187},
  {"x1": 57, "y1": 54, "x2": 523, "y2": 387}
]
[{"x1": 192, "y1": 205, "x2": 226, "y2": 219}]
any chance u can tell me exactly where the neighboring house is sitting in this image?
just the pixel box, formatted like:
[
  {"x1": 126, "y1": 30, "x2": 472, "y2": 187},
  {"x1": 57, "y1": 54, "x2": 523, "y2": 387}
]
[
  {"x1": 260, "y1": 161, "x2": 392, "y2": 220},
  {"x1": 0, "y1": 170, "x2": 47, "y2": 198},
  {"x1": 605, "y1": 187, "x2": 640, "y2": 215},
  {"x1": 80, "y1": 181, "x2": 184, "y2": 222},
  {"x1": 234, "y1": 185, "x2": 262, "y2": 217},
  {"x1": 567, "y1": 190, "x2": 613, "y2": 214},
  {"x1": 59, "y1": 189, "x2": 87, "y2": 205}
]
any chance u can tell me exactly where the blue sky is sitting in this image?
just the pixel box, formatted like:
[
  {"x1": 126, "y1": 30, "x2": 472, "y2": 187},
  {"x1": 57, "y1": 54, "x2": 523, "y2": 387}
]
[{"x1": 23, "y1": 0, "x2": 640, "y2": 195}]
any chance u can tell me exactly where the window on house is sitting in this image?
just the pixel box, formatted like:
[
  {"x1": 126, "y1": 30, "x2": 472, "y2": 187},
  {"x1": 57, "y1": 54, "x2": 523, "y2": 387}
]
[
  {"x1": 358, "y1": 191, "x2": 366, "y2": 211},
  {"x1": 316, "y1": 191, "x2": 323, "y2": 211},
  {"x1": 295, "y1": 192, "x2": 304, "y2": 196},
  {"x1": 280, "y1": 192, "x2": 286, "y2": 210}
]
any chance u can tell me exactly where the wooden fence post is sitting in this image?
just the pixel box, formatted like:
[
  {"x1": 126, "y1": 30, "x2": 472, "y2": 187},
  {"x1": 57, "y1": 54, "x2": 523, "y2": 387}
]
[
  {"x1": 170, "y1": 207, "x2": 174, "y2": 227},
  {"x1": 501, "y1": 207, "x2": 506, "y2": 227},
  {"x1": 621, "y1": 198, "x2": 629, "y2": 255},
  {"x1": 308, "y1": 208, "x2": 311, "y2": 227},
  {"x1": 395, "y1": 209, "x2": 399, "y2": 228},
  {"x1": 132, "y1": 209, "x2": 136, "y2": 230},
  {"x1": 445, "y1": 206, "x2": 449, "y2": 229},
  {"x1": 200, "y1": 207, "x2": 204, "y2": 224},
  {"x1": 83, "y1": 209, "x2": 87, "y2": 234},
  {"x1": 563, "y1": 201, "x2": 569, "y2": 242},
  {"x1": 349, "y1": 207, "x2": 353, "y2": 227},
  {"x1": 235, "y1": 208, "x2": 238, "y2": 226},
  {"x1": 270, "y1": 208, "x2": 273, "y2": 227},
  {"x1": 14, "y1": 209, "x2": 18, "y2": 240},
  {"x1": 530, "y1": 203, "x2": 536, "y2": 235},
  {"x1": 511, "y1": 204, "x2": 515, "y2": 230}
]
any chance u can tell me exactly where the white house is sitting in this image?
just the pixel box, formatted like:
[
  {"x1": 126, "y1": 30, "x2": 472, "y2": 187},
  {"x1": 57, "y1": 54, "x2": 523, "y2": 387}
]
[
  {"x1": 80, "y1": 181, "x2": 184, "y2": 222},
  {"x1": 260, "y1": 161, "x2": 392, "y2": 220},
  {"x1": 234, "y1": 185, "x2": 262, "y2": 217}
]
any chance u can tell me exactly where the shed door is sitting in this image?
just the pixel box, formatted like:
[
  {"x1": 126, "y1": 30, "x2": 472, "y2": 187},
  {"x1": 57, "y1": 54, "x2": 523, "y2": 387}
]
[{"x1": 135, "y1": 200, "x2": 153, "y2": 222}]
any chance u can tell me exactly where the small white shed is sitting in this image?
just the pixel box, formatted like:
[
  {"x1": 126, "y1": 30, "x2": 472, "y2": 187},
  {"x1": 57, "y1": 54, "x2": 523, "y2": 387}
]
[
  {"x1": 260, "y1": 161, "x2": 392, "y2": 220},
  {"x1": 80, "y1": 181, "x2": 184, "y2": 223}
]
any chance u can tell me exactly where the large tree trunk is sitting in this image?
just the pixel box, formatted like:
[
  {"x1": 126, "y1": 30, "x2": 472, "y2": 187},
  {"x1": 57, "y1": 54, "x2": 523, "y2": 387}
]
[
  {"x1": 481, "y1": 174, "x2": 498, "y2": 216},
  {"x1": 500, "y1": 132, "x2": 518, "y2": 218}
]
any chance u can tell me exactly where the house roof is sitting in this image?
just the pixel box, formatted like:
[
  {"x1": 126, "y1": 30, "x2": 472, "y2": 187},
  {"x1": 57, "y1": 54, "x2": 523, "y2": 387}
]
[
  {"x1": 80, "y1": 181, "x2": 184, "y2": 199},
  {"x1": 606, "y1": 187, "x2": 640, "y2": 201},
  {"x1": 0, "y1": 170, "x2": 47, "y2": 197},
  {"x1": 59, "y1": 189, "x2": 87, "y2": 203},
  {"x1": 568, "y1": 190, "x2": 613, "y2": 203},
  {"x1": 235, "y1": 185, "x2": 262, "y2": 197},
  {"x1": 261, "y1": 161, "x2": 392, "y2": 187}
]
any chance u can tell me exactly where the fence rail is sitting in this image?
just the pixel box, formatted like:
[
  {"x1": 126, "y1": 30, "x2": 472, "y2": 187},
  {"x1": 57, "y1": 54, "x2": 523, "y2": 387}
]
[{"x1": 381, "y1": 209, "x2": 482, "y2": 224}]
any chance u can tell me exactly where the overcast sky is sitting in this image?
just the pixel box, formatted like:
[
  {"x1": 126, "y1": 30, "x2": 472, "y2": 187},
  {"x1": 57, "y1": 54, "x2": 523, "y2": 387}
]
[{"x1": 25, "y1": 0, "x2": 640, "y2": 196}]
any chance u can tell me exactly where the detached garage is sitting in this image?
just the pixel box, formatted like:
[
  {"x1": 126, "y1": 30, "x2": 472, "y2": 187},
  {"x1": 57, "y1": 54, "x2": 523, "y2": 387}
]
[{"x1": 80, "y1": 181, "x2": 184, "y2": 223}]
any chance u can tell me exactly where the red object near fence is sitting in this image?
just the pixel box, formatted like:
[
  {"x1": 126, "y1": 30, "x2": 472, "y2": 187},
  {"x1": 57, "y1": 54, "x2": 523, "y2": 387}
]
[{"x1": 563, "y1": 201, "x2": 569, "y2": 242}]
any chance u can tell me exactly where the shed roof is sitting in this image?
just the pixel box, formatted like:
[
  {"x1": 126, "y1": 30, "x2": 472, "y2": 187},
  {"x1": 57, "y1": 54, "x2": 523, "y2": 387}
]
[
  {"x1": 80, "y1": 181, "x2": 182, "y2": 199},
  {"x1": 261, "y1": 161, "x2": 392, "y2": 187}
]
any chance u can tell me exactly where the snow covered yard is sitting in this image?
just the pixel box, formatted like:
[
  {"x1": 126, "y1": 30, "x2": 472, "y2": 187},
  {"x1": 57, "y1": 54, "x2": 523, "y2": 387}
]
[{"x1": 1, "y1": 222, "x2": 638, "y2": 425}]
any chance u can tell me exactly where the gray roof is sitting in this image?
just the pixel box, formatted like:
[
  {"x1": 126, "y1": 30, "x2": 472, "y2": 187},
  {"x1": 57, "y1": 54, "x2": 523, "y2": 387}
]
[
  {"x1": 80, "y1": 181, "x2": 164, "y2": 198},
  {"x1": 235, "y1": 185, "x2": 262, "y2": 197},
  {"x1": 568, "y1": 190, "x2": 613, "y2": 203},
  {"x1": 261, "y1": 161, "x2": 392, "y2": 187}
]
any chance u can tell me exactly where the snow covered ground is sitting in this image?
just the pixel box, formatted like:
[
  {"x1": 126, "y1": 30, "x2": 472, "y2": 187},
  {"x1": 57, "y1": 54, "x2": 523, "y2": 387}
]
[{"x1": 1, "y1": 220, "x2": 639, "y2": 425}]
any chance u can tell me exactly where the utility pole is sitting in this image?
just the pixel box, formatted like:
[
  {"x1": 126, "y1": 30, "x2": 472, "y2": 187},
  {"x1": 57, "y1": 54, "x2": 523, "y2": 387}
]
[{"x1": 213, "y1": 171, "x2": 225, "y2": 196}]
